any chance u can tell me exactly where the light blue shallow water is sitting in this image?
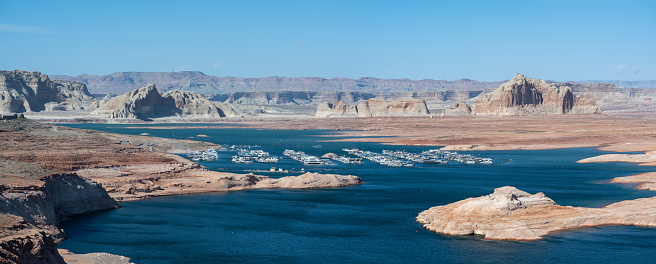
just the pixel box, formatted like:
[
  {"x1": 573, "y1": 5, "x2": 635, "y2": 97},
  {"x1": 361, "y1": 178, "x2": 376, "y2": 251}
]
[{"x1": 58, "y1": 124, "x2": 656, "y2": 263}]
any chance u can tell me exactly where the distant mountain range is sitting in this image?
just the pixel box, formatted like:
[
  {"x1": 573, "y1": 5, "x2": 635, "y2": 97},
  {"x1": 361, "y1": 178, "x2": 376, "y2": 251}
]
[
  {"x1": 50, "y1": 71, "x2": 506, "y2": 94},
  {"x1": 49, "y1": 71, "x2": 656, "y2": 95},
  {"x1": 578, "y1": 80, "x2": 656, "y2": 89}
]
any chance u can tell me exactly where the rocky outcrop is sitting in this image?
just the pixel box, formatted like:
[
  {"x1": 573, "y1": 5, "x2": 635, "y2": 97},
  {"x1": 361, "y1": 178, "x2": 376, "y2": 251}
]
[
  {"x1": 162, "y1": 90, "x2": 237, "y2": 117},
  {"x1": 357, "y1": 99, "x2": 430, "y2": 117},
  {"x1": 0, "y1": 70, "x2": 94, "y2": 114},
  {"x1": 316, "y1": 101, "x2": 358, "y2": 117},
  {"x1": 255, "y1": 173, "x2": 363, "y2": 189},
  {"x1": 58, "y1": 249, "x2": 134, "y2": 264},
  {"x1": 210, "y1": 90, "x2": 483, "y2": 110},
  {"x1": 91, "y1": 84, "x2": 178, "y2": 119},
  {"x1": 0, "y1": 174, "x2": 118, "y2": 241},
  {"x1": 416, "y1": 186, "x2": 656, "y2": 240},
  {"x1": 442, "y1": 102, "x2": 472, "y2": 116},
  {"x1": 317, "y1": 99, "x2": 430, "y2": 117},
  {"x1": 52, "y1": 71, "x2": 505, "y2": 94},
  {"x1": 0, "y1": 229, "x2": 65, "y2": 264},
  {"x1": 0, "y1": 173, "x2": 117, "y2": 263},
  {"x1": 92, "y1": 84, "x2": 238, "y2": 119},
  {"x1": 475, "y1": 73, "x2": 600, "y2": 115}
]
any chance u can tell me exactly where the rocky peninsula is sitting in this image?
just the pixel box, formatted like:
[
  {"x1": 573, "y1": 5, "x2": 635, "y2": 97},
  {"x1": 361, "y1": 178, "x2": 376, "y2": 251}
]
[
  {"x1": 416, "y1": 186, "x2": 656, "y2": 241},
  {"x1": 0, "y1": 119, "x2": 363, "y2": 263}
]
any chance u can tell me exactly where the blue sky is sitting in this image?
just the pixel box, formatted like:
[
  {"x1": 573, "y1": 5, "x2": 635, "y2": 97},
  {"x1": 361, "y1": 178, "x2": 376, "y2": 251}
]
[{"x1": 1, "y1": 0, "x2": 654, "y2": 81}]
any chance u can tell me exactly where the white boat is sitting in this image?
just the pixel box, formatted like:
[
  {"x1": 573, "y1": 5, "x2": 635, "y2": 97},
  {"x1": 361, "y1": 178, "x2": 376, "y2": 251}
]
[
  {"x1": 302, "y1": 156, "x2": 326, "y2": 165},
  {"x1": 257, "y1": 156, "x2": 279, "y2": 163},
  {"x1": 477, "y1": 158, "x2": 493, "y2": 164}
]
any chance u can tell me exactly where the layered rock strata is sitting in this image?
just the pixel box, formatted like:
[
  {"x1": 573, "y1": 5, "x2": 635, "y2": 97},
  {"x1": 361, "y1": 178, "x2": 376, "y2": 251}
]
[
  {"x1": 162, "y1": 90, "x2": 238, "y2": 117},
  {"x1": 316, "y1": 99, "x2": 430, "y2": 117},
  {"x1": 416, "y1": 186, "x2": 656, "y2": 240},
  {"x1": 475, "y1": 73, "x2": 600, "y2": 115},
  {"x1": 92, "y1": 84, "x2": 237, "y2": 119},
  {"x1": 210, "y1": 90, "x2": 483, "y2": 107},
  {"x1": 0, "y1": 70, "x2": 94, "y2": 114}
]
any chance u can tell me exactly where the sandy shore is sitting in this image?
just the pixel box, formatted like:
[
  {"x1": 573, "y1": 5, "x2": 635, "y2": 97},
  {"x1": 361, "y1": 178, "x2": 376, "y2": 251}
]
[{"x1": 76, "y1": 114, "x2": 656, "y2": 152}]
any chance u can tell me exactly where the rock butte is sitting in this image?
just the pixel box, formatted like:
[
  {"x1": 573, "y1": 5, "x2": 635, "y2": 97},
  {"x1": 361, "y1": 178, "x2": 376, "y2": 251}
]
[
  {"x1": 416, "y1": 186, "x2": 656, "y2": 241},
  {"x1": 475, "y1": 73, "x2": 600, "y2": 115}
]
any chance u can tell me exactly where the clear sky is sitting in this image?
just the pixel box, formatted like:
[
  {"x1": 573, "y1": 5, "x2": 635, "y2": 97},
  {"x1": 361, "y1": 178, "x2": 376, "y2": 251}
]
[{"x1": 1, "y1": 0, "x2": 654, "y2": 81}]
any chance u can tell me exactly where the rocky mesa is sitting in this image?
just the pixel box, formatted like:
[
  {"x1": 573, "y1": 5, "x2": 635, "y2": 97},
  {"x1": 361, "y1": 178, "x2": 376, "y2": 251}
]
[
  {"x1": 316, "y1": 98, "x2": 430, "y2": 117},
  {"x1": 416, "y1": 186, "x2": 656, "y2": 241},
  {"x1": 475, "y1": 73, "x2": 600, "y2": 115}
]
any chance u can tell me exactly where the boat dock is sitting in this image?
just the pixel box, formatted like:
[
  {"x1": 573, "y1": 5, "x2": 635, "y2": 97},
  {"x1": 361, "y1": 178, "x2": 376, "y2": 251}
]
[{"x1": 283, "y1": 149, "x2": 334, "y2": 165}]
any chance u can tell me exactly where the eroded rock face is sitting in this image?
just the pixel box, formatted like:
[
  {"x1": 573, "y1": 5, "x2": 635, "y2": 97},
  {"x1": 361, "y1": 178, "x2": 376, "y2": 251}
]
[
  {"x1": 0, "y1": 174, "x2": 118, "y2": 241},
  {"x1": 162, "y1": 90, "x2": 233, "y2": 117},
  {"x1": 0, "y1": 70, "x2": 94, "y2": 114},
  {"x1": 92, "y1": 85, "x2": 239, "y2": 119},
  {"x1": 442, "y1": 102, "x2": 472, "y2": 116},
  {"x1": 316, "y1": 100, "x2": 358, "y2": 117},
  {"x1": 316, "y1": 98, "x2": 430, "y2": 117},
  {"x1": 475, "y1": 73, "x2": 600, "y2": 115},
  {"x1": 0, "y1": 173, "x2": 118, "y2": 263},
  {"x1": 416, "y1": 186, "x2": 656, "y2": 240},
  {"x1": 0, "y1": 229, "x2": 65, "y2": 264},
  {"x1": 91, "y1": 84, "x2": 178, "y2": 119}
]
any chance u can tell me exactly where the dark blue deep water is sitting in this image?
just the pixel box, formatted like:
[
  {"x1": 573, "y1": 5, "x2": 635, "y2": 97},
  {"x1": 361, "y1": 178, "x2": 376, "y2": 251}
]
[{"x1": 58, "y1": 124, "x2": 656, "y2": 263}]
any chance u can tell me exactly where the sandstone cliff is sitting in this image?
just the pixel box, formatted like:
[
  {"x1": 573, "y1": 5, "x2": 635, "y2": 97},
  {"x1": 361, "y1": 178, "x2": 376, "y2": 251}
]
[
  {"x1": 475, "y1": 73, "x2": 601, "y2": 115},
  {"x1": 0, "y1": 173, "x2": 117, "y2": 263},
  {"x1": 417, "y1": 186, "x2": 656, "y2": 240},
  {"x1": 0, "y1": 70, "x2": 95, "y2": 114},
  {"x1": 92, "y1": 84, "x2": 238, "y2": 119},
  {"x1": 316, "y1": 98, "x2": 430, "y2": 117},
  {"x1": 210, "y1": 90, "x2": 483, "y2": 108},
  {"x1": 316, "y1": 101, "x2": 358, "y2": 117}
]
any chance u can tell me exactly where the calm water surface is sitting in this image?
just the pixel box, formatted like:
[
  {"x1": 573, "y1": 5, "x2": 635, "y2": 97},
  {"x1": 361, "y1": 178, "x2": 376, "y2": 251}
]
[{"x1": 58, "y1": 124, "x2": 656, "y2": 263}]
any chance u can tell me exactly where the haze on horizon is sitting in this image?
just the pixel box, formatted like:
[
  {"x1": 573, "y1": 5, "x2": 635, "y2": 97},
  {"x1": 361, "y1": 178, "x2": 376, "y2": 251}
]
[{"x1": 1, "y1": 0, "x2": 654, "y2": 82}]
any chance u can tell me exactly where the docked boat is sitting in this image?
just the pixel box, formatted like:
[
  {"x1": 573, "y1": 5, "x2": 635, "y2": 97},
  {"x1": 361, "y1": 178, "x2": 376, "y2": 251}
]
[
  {"x1": 301, "y1": 156, "x2": 326, "y2": 165},
  {"x1": 257, "y1": 156, "x2": 279, "y2": 163}
]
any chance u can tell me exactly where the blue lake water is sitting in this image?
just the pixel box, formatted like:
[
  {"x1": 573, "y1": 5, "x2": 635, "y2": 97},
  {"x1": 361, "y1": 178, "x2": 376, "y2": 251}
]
[{"x1": 58, "y1": 124, "x2": 656, "y2": 263}]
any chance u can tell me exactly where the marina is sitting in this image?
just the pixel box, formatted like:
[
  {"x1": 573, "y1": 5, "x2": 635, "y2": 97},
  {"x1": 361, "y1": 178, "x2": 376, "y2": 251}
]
[
  {"x1": 188, "y1": 146, "x2": 497, "y2": 168},
  {"x1": 283, "y1": 149, "x2": 334, "y2": 165}
]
